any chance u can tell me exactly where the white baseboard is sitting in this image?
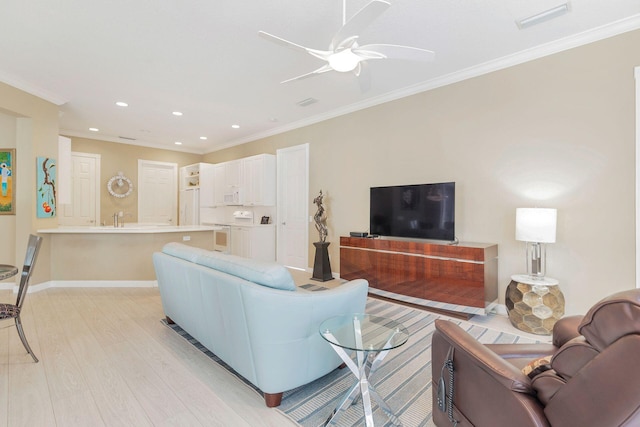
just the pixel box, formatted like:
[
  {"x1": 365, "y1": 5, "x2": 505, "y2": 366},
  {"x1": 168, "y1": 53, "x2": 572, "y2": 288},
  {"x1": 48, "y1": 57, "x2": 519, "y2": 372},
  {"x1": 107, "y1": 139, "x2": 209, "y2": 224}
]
[
  {"x1": 493, "y1": 304, "x2": 508, "y2": 315},
  {"x1": 2, "y1": 280, "x2": 158, "y2": 293}
]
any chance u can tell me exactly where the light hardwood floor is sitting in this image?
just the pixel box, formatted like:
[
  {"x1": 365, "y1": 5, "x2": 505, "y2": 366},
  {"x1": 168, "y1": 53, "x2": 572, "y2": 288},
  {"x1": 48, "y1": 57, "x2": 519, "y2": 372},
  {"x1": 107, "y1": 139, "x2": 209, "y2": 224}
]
[
  {"x1": 0, "y1": 286, "x2": 299, "y2": 427},
  {"x1": 0, "y1": 270, "x2": 543, "y2": 427}
]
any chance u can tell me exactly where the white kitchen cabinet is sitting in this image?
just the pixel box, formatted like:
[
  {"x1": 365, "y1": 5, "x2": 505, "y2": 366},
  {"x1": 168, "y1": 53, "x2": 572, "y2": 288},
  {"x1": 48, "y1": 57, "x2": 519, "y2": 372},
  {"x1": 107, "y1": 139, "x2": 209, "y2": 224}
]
[
  {"x1": 179, "y1": 163, "x2": 214, "y2": 224},
  {"x1": 224, "y1": 160, "x2": 242, "y2": 188},
  {"x1": 242, "y1": 154, "x2": 276, "y2": 206},
  {"x1": 212, "y1": 163, "x2": 226, "y2": 206},
  {"x1": 180, "y1": 163, "x2": 214, "y2": 194},
  {"x1": 230, "y1": 225, "x2": 275, "y2": 261},
  {"x1": 180, "y1": 164, "x2": 200, "y2": 191},
  {"x1": 231, "y1": 226, "x2": 250, "y2": 258},
  {"x1": 199, "y1": 163, "x2": 215, "y2": 207}
]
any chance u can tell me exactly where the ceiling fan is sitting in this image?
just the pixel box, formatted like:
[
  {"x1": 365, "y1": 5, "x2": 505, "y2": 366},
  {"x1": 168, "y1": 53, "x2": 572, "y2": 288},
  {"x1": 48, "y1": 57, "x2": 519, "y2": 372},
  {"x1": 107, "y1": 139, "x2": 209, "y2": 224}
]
[{"x1": 258, "y1": 0, "x2": 435, "y2": 84}]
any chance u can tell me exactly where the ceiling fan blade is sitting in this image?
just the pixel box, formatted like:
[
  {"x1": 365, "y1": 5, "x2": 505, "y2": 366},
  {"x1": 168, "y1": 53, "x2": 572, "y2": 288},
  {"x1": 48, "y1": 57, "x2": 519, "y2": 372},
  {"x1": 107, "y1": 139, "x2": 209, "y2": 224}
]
[
  {"x1": 355, "y1": 62, "x2": 372, "y2": 93},
  {"x1": 354, "y1": 44, "x2": 436, "y2": 62},
  {"x1": 258, "y1": 31, "x2": 332, "y2": 60},
  {"x1": 280, "y1": 64, "x2": 334, "y2": 84},
  {"x1": 330, "y1": 0, "x2": 391, "y2": 51}
]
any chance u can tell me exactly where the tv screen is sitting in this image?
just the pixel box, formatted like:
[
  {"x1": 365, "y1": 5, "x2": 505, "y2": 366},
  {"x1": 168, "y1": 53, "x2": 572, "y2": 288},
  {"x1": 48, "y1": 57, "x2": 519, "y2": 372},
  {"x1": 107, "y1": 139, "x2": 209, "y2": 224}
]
[{"x1": 370, "y1": 182, "x2": 455, "y2": 241}]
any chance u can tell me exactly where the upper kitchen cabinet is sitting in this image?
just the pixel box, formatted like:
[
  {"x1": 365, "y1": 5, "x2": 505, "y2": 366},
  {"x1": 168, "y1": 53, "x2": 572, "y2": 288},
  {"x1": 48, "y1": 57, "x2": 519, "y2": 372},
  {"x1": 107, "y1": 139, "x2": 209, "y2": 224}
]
[
  {"x1": 225, "y1": 160, "x2": 242, "y2": 188},
  {"x1": 180, "y1": 163, "x2": 215, "y2": 206},
  {"x1": 180, "y1": 163, "x2": 200, "y2": 190},
  {"x1": 242, "y1": 154, "x2": 276, "y2": 206},
  {"x1": 212, "y1": 163, "x2": 226, "y2": 207}
]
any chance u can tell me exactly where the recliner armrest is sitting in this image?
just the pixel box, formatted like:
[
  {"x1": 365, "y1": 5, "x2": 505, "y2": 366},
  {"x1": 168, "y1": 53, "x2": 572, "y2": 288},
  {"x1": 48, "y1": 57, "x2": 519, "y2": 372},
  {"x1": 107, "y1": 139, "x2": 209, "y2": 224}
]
[
  {"x1": 432, "y1": 320, "x2": 548, "y2": 427},
  {"x1": 434, "y1": 320, "x2": 534, "y2": 393},
  {"x1": 551, "y1": 336, "x2": 599, "y2": 380},
  {"x1": 552, "y1": 315, "x2": 583, "y2": 347}
]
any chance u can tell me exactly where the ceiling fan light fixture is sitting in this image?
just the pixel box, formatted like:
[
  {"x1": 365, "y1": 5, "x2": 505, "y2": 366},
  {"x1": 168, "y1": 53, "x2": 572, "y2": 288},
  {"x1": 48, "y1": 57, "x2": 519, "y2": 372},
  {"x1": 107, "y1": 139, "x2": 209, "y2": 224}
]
[
  {"x1": 328, "y1": 49, "x2": 362, "y2": 72},
  {"x1": 516, "y1": 3, "x2": 570, "y2": 29}
]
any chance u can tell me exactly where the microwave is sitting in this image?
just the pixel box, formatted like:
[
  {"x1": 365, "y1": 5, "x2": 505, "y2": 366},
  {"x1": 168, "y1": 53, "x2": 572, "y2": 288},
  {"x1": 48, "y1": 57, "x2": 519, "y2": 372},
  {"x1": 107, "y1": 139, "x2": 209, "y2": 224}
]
[{"x1": 223, "y1": 186, "x2": 243, "y2": 205}]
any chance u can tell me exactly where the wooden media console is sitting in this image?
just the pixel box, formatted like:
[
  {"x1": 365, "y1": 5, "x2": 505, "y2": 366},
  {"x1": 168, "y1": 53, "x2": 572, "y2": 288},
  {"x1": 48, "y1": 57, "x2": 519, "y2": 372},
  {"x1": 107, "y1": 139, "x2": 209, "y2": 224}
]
[{"x1": 340, "y1": 236, "x2": 498, "y2": 317}]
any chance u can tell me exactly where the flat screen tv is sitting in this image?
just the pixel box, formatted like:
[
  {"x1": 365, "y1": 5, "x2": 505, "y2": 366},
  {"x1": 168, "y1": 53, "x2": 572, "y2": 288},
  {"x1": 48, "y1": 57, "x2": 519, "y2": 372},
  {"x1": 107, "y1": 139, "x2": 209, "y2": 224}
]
[{"x1": 370, "y1": 182, "x2": 455, "y2": 241}]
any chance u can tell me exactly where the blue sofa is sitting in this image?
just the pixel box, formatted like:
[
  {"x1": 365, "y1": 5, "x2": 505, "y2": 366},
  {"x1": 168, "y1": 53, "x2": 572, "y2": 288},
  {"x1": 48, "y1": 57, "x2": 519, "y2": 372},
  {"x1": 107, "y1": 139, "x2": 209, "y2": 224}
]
[{"x1": 153, "y1": 243, "x2": 369, "y2": 407}]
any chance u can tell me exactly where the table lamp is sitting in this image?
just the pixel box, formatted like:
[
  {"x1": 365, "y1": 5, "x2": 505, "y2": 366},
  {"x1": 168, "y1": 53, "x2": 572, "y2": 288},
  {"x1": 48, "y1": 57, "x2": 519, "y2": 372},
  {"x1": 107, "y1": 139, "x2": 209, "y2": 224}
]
[{"x1": 515, "y1": 208, "x2": 557, "y2": 280}]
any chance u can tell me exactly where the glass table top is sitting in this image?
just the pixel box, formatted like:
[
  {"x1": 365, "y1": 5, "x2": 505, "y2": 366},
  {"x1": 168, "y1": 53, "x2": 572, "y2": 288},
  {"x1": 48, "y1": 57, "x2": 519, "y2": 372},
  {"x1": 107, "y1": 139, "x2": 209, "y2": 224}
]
[
  {"x1": 319, "y1": 313, "x2": 409, "y2": 352},
  {"x1": 0, "y1": 264, "x2": 18, "y2": 281}
]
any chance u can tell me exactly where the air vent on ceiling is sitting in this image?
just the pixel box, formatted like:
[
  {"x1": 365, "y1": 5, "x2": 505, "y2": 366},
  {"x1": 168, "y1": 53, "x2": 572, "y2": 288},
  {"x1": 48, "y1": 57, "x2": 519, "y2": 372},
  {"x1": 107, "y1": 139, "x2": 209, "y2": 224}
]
[
  {"x1": 118, "y1": 136, "x2": 137, "y2": 141},
  {"x1": 297, "y1": 98, "x2": 318, "y2": 107}
]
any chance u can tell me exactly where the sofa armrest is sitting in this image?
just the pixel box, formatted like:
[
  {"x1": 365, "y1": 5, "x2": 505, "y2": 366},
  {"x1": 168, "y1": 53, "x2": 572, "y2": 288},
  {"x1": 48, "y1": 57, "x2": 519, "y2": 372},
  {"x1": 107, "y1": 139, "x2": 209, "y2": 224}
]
[
  {"x1": 432, "y1": 320, "x2": 548, "y2": 427},
  {"x1": 240, "y1": 279, "x2": 369, "y2": 394}
]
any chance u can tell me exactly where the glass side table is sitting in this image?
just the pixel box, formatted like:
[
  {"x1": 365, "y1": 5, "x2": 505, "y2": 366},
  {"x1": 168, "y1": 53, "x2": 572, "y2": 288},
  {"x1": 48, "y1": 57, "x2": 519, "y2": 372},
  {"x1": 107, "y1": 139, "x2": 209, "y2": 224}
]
[
  {"x1": 0, "y1": 264, "x2": 18, "y2": 281},
  {"x1": 319, "y1": 313, "x2": 410, "y2": 427}
]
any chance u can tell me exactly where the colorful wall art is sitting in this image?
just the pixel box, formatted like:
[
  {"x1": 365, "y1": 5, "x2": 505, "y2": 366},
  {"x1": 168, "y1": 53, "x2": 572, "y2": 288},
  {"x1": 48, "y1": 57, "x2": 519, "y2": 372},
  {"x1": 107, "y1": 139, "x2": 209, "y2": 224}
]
[
  {"x1": 0, "y1": 149, "x2": 15, "y2": 215},
  {"x1": 36, "y1": 156, "x2": 56, "y2": 217}
]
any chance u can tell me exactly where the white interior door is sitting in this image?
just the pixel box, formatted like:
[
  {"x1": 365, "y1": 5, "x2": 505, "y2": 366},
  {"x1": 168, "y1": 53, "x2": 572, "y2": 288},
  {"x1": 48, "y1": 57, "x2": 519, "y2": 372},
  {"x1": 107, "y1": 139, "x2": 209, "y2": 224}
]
[
  {"x1": 59, "y1": 152, "x2": 100, "y2": 226},
  {"x1": 277, "y1": 143, "x2": 309, "y2": 269},
  {"x1": 138, "y1": 159, "x2": 177, "y2": 224}
]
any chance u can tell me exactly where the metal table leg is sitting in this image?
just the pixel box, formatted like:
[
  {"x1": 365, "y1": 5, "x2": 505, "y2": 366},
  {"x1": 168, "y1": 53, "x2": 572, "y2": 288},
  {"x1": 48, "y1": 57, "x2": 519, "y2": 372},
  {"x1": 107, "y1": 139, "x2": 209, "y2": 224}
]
[{"x1": 322, "y1": 320, "x2": 403, "y2": 427}]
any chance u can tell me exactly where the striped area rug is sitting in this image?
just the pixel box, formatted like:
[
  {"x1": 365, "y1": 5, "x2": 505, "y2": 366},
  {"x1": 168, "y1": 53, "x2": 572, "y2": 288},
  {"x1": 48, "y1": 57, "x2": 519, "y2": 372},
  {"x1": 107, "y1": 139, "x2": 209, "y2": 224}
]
[{"x1": 163, "y1": 297, "x2": 538, "y2": 427}]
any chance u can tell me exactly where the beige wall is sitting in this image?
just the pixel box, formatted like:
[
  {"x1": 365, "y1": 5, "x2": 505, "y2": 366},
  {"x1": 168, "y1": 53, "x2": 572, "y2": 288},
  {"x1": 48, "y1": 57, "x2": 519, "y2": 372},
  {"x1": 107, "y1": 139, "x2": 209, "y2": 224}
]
[
  {"x1": 67, "y1": 137, "x2": 202, "y2": 224},
  {"x1": 1, "y1": 29, "x2": 637, "y2": 314},
  {"x1": 0, "y1": 112, "x2": 17, "y2": 266},
  {"x1": 204, "y1": 30, "x2": 640, "y2": 315},
  {"x1": 0, "y1": 82, "x2": 59, "y2": 285}
]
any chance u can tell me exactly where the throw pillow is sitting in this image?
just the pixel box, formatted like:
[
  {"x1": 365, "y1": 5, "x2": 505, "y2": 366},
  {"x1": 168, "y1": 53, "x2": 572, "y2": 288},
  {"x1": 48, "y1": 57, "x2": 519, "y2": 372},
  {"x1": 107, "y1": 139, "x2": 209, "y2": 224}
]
[{"x1": 522, "y1": 356, "x2": 553, "y2": 379}]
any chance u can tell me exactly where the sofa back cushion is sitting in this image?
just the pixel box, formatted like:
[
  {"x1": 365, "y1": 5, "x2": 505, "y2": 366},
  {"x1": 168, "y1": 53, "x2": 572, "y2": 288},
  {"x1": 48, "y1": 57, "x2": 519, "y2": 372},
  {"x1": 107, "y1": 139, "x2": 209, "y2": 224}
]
[{"x1": 162, "y1": 243, "x2": 296, "y2": 291}]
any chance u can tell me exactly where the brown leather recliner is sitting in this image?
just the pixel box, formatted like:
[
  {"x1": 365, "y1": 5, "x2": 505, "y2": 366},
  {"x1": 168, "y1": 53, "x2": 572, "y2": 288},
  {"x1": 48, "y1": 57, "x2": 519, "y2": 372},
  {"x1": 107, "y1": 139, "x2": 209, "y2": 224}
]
[{"x1": 431, "y1": 289, "x2": 640, "y2": 427}]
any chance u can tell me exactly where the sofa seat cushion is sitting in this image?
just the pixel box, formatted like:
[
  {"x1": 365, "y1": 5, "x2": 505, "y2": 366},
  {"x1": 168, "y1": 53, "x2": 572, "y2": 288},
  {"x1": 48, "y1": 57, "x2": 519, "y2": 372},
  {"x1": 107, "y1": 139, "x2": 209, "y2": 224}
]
[{"x1": 162, "y1": 243, "x2": 296, "y2": 291}]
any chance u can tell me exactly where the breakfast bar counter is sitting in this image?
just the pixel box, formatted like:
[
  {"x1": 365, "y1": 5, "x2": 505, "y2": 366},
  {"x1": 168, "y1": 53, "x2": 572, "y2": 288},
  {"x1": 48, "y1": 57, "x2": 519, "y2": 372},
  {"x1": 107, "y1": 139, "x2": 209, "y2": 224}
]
[
  {"x1": 38, "y1": 224, "x2": 216, "y2": 234},
  {"x1": 37, "y1": 225, "x2": 215, "y2": 281}
]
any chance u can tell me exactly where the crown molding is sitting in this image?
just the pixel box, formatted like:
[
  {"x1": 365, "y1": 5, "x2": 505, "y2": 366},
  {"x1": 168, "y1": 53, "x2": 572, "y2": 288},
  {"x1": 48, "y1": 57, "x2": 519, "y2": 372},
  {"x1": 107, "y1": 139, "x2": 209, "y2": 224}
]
[{"x1": 0, "y1": 71, "x2": 68, "y2": 105}]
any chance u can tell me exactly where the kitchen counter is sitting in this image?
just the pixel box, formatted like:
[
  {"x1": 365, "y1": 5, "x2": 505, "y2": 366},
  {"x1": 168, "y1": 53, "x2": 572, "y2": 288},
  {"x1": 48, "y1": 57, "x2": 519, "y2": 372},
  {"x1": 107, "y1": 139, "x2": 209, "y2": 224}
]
[
  {"x1": 38, "y1": 224, "x2": 216, "y2": 234},
  {"x1": 37, "y1": 225, "x2": 215, "y2": 281}
]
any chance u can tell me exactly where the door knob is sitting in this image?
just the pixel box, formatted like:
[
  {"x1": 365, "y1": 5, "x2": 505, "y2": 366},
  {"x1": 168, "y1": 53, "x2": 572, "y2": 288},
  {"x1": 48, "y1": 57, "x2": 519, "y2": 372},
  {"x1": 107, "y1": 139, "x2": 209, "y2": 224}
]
[{"x1": 281, "y1": 222, "x2": 286, "y2": 225}]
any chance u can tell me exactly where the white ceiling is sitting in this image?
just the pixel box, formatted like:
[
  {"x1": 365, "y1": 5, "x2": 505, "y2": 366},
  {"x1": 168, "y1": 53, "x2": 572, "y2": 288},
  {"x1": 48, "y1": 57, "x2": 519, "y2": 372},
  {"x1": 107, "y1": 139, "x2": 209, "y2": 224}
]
[{"x1": 1, "y1": 1, "x2": 639, "y2": 154}]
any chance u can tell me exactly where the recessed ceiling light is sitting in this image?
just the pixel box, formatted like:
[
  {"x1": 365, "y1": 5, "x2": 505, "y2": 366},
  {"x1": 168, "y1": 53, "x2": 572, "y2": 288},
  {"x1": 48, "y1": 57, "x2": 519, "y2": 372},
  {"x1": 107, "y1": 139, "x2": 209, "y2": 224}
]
[
  {"x1": 115, "y1": 101, "x2": 128, "y2": 107},
  {"x1": 269, "y1": 118, "x2": 279, "y2": 123},
  {"x1": 174, "y1": 141, "x2": 183, "y2": 145},
  {"x1": 232, "y1": 124, "x2": 240, "y2": 129},
  {"x1": 89, "y1": 127, "x2": 99, "y2": 132},
  {"x1": 172, "y1": 111, "x2": 183, "y2": 116},
  {"x1": 199, "y1": 136, "x2": 208, "y2": 140}
]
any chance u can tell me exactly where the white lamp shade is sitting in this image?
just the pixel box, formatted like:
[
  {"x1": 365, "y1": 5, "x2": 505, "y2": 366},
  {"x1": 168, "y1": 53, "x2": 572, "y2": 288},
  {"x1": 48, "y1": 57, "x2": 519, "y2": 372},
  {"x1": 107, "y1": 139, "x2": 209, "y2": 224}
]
[{"x1": 516, "y1": 208, "x2": 557, "y2": 243}]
